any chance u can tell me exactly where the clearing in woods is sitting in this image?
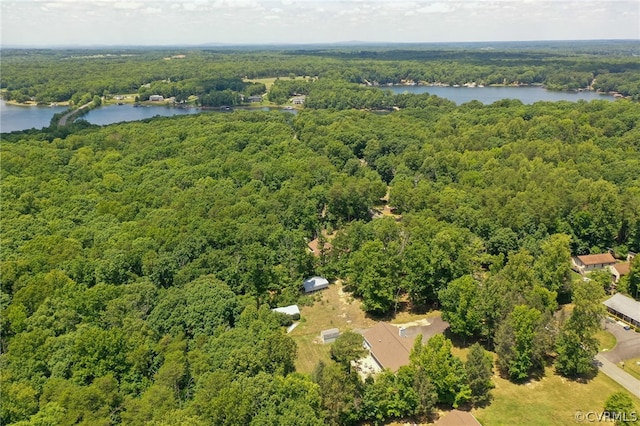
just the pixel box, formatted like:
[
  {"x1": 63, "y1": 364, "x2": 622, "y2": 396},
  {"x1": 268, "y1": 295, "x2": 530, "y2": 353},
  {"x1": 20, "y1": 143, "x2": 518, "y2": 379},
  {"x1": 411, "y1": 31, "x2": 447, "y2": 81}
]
[{"x1": 289, "y1": 280, "x2": 377, "y2": 374}]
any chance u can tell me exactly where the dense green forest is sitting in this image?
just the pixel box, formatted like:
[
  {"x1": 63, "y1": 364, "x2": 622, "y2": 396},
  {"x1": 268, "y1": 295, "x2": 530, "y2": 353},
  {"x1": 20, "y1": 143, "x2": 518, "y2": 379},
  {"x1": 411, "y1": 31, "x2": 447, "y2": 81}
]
[
  {"x1": 2, "y1": 41, "x2": 640, "y2": 106},
  {"x1": 2, "y1": 46, "x2": 640, "y2": 424}
]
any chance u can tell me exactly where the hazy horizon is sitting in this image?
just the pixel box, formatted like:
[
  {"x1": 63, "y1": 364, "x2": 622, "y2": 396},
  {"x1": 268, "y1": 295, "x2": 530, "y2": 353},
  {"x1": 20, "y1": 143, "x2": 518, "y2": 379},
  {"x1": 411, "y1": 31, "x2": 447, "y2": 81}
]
[{"x1": 2, "y1": 0, "x2": 638, "y2": 48}]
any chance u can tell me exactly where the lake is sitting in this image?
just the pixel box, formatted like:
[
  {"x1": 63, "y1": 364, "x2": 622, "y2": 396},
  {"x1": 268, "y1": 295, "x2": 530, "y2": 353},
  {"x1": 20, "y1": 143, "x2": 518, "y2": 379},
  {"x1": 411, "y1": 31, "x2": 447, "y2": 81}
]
[
  {"x1": 385, "y1": 85, "x2": 614, "y2": 104},
  {"x1": 80, "y1": 104, "x2": 202, "y2": 126},
  {"x1": 1, "y1": 87, "x2": 614, "y2": 133},
  {"x1": 0, "y1": 100, "x2": 68, "y2": 133}
]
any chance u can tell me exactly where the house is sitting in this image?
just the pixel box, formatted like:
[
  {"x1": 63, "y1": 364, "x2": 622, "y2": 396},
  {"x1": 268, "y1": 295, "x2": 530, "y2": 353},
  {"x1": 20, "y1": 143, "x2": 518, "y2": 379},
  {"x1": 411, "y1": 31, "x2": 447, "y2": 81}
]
[
  {"x1": 362, "y1": 322, "x2": 416, "y2": 372},
  {"x1": 603, "y1": 293, "x2": 640, "y2": 329},
  {"x1": 320, "y1": 328, "x2": 340, "y2": 344},
  {"x1": 435, "y1": 410, "x2": 482, "y2": 426},
  {"x1": 291, "y1": 95, "x2": 306, "y2": 105},
  {"x1": 303, "y1": 276, "x2": 329, "y2": 293},
  {"x1": 247, "y1": 95, "x2": 263, "y2": 103},
  {"x1": 149, "y1": 95, "x2": 164, "y2": 102},
  {"x1": 572, "y1": 253, "x2": 616, "y2": 274},
  {"x1": 272, "y1": 304, "x2": 300, "y2": 320},
  {"x1": 610, "y1": 262, "x2": 631, "y2": 283},
  {"x1": 307, "y1": 238, "x2": 332, "y2": 257}
]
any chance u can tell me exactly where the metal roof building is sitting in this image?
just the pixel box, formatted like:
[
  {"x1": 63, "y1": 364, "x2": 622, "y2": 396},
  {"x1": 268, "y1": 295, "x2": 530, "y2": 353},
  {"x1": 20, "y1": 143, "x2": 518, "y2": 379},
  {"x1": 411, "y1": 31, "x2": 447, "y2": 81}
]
[
  {"x1": 603, "y1": 293, "x2": 640, "y2": 328},
  {"x1": 303, "y1": 276, "x2": 329, "y2": 293},
  {"x1": 320, "y1": 328, "x2": 340, "y2": 344},
  {"x1": 272, "y1": 305, "x2": 300, "y2": 318}
]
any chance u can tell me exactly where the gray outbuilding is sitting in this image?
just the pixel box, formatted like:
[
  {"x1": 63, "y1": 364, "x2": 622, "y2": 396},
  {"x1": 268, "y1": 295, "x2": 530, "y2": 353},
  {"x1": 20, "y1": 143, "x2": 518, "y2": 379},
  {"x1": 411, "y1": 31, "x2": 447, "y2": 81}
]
[{"x1": 603, "y1": 293, "x2": 640, "y2": 329}]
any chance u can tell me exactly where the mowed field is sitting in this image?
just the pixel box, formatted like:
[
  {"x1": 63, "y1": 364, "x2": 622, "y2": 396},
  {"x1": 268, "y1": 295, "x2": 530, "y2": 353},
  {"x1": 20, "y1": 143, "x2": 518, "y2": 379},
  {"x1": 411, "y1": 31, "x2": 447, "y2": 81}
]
[
  {"x1": 244, "y1": 76, "x2": 308, "y2": 91},
  {"x1": 289, "y1": 281, "x2": 378, "y2": 374},
  {"x1": 473, "y1": 366, "x2": 640, "y2": 426}
]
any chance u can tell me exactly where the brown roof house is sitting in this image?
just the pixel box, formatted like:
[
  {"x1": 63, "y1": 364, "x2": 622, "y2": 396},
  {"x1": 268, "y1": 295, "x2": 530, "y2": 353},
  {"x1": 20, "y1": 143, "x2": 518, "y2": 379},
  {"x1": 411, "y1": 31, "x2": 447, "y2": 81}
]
[
  {"x1": 435, "y1": 410, "x2": 482, "y2": 426},
  {"x1": 610, "y1": 262, "x2": 631, "y2": 283},
  {"x1": 362, "y1": 322, "x2": 417, "y2": 372},
  {"x1": 307, "y1": 238, "x2": 332, "y2": 257},
  {"x1": 572, "y1": 253, "x2": 616, "y2": 274}
]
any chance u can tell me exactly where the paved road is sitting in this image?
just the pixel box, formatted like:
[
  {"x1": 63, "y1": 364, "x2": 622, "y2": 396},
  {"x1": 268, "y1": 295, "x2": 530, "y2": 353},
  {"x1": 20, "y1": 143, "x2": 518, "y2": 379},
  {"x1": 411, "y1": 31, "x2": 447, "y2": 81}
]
[
  {"x1": 58, "y1": 101, "x2": 93, "y2": 126},
  {"x1": 404, "y1": 315, "x2": 449, "y2": 342},
  {"x1": 601, "y1": 318, "x2": 640, "y2": 363},
  {"x1": 595, "y1": 354, "x2": 640, "y2": 398},
  {"x1": 596, "y1": 319, "x2": 640, "y2": 398}
]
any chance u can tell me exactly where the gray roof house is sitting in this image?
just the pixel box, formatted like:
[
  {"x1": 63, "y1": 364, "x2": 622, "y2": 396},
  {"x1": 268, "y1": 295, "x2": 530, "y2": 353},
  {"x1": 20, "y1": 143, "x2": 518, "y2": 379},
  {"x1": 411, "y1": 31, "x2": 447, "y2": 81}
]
[
  {"x1": 603, "y1": 293, "x2": 640, "y2": 328},
  {"x1": 303, "y1": 276, "x2": 329, "y2": 293}
]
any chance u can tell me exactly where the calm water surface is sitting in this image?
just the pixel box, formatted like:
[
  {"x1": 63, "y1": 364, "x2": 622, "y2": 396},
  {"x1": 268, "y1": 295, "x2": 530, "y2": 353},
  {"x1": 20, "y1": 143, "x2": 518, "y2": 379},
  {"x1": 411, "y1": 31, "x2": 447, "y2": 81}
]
[
  {"x1": 0, "y1": 100, "x2": 68, "y2": 133},
  {"x1": 386, "y1": 85, "x2": 614, "y2": 104},
  {"x1": 1, "y1": 87, "x2": 613, "y2": 133},
  {"x1": 81, "y1": 104, "x2": 202, "y2": 126}
]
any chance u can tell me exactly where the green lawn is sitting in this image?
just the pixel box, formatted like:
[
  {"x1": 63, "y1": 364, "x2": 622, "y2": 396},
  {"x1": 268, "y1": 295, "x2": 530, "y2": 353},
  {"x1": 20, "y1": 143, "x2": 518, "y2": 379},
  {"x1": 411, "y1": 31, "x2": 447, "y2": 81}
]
[
  {"x1": 622, "y1": 357, "x2": 640, "y2": 381},
  {"x1": 244, "y1": 76, "x2": 308, "y2": 91},
  {"x1": 473, "y1": 367, "x2": 640, "y2": 426},
  {"x1": 595, "y1": 330, "x2": 617, "y2": 351}
]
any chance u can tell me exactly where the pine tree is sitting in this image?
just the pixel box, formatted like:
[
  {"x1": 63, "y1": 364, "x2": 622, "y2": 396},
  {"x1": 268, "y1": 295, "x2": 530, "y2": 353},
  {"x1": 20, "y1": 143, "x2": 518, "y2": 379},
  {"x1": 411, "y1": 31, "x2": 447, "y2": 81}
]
[{"x1": 465, "y1": 343, "x2": 494, "y2": 406}]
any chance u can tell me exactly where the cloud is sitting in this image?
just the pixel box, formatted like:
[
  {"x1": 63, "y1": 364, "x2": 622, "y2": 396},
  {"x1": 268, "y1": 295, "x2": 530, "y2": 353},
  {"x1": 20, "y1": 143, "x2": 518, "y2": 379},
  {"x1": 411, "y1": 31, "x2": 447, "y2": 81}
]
[
  {"x1": 416, "y1": 2, "x2": 455, "y2": 14},
  {"x1": 114, "y1": 2, "x2": 143, "y2": 9}
]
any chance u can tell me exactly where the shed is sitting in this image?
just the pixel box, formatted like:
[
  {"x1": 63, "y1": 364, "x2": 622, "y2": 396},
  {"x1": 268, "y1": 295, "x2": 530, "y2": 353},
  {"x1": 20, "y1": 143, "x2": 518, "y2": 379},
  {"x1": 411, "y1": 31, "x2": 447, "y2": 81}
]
[
  {"x1": 603, "y1": 293, "x2": 640, "y2": 328},
  {"x1": 303, "y1": 276, "x2": 329, "y2": 293},
  {"x1": 272, "y1": 304, "x2": 300, "y2": 320},
  {"x1": 320, "y1": 328, "x2": 340, "y2": 344}
]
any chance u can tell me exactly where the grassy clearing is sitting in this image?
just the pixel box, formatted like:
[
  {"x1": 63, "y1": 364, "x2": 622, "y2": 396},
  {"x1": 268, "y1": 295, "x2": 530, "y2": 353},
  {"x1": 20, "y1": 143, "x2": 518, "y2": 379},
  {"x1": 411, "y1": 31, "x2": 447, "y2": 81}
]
[
  {"x1": 622, "y1": 357, "x2": 640, "y2": 381},
  {"x1": 103, "y1": 94, "x2": 139, "y2": 105},
  {"x1": 473, "y1": 366, "x2": 640, "y2": 426},
  {"x1": 391, "y1": 309, "x2": 441, "y2": 324},
  {"x1": 289, "y1": 281, "x2": 377, "y2": 374},
  {"x1": 244, "y1": 76, "x2": 308, "y2": 91},
  {"x1": 595, "y1": 329, "x2": 617, "y2": 351}
]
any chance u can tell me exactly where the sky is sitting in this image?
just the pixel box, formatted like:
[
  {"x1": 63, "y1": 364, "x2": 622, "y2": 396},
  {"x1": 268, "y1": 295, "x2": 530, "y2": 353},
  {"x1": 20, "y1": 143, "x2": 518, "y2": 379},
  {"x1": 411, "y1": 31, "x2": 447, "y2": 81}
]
[{"x1": 1, "y1": 0, "x2": 639, "y2": 47}]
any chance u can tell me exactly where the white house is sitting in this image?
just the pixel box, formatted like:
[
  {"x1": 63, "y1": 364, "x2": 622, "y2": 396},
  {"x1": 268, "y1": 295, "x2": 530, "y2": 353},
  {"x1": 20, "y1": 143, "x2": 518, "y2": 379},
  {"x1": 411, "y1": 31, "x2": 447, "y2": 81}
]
[
  {"x1": 291, "y1": 95, "x2": 306, "y2": 105},
  {"x1": 149, "y1": 95, "x2": 164, "y2": 102}
]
